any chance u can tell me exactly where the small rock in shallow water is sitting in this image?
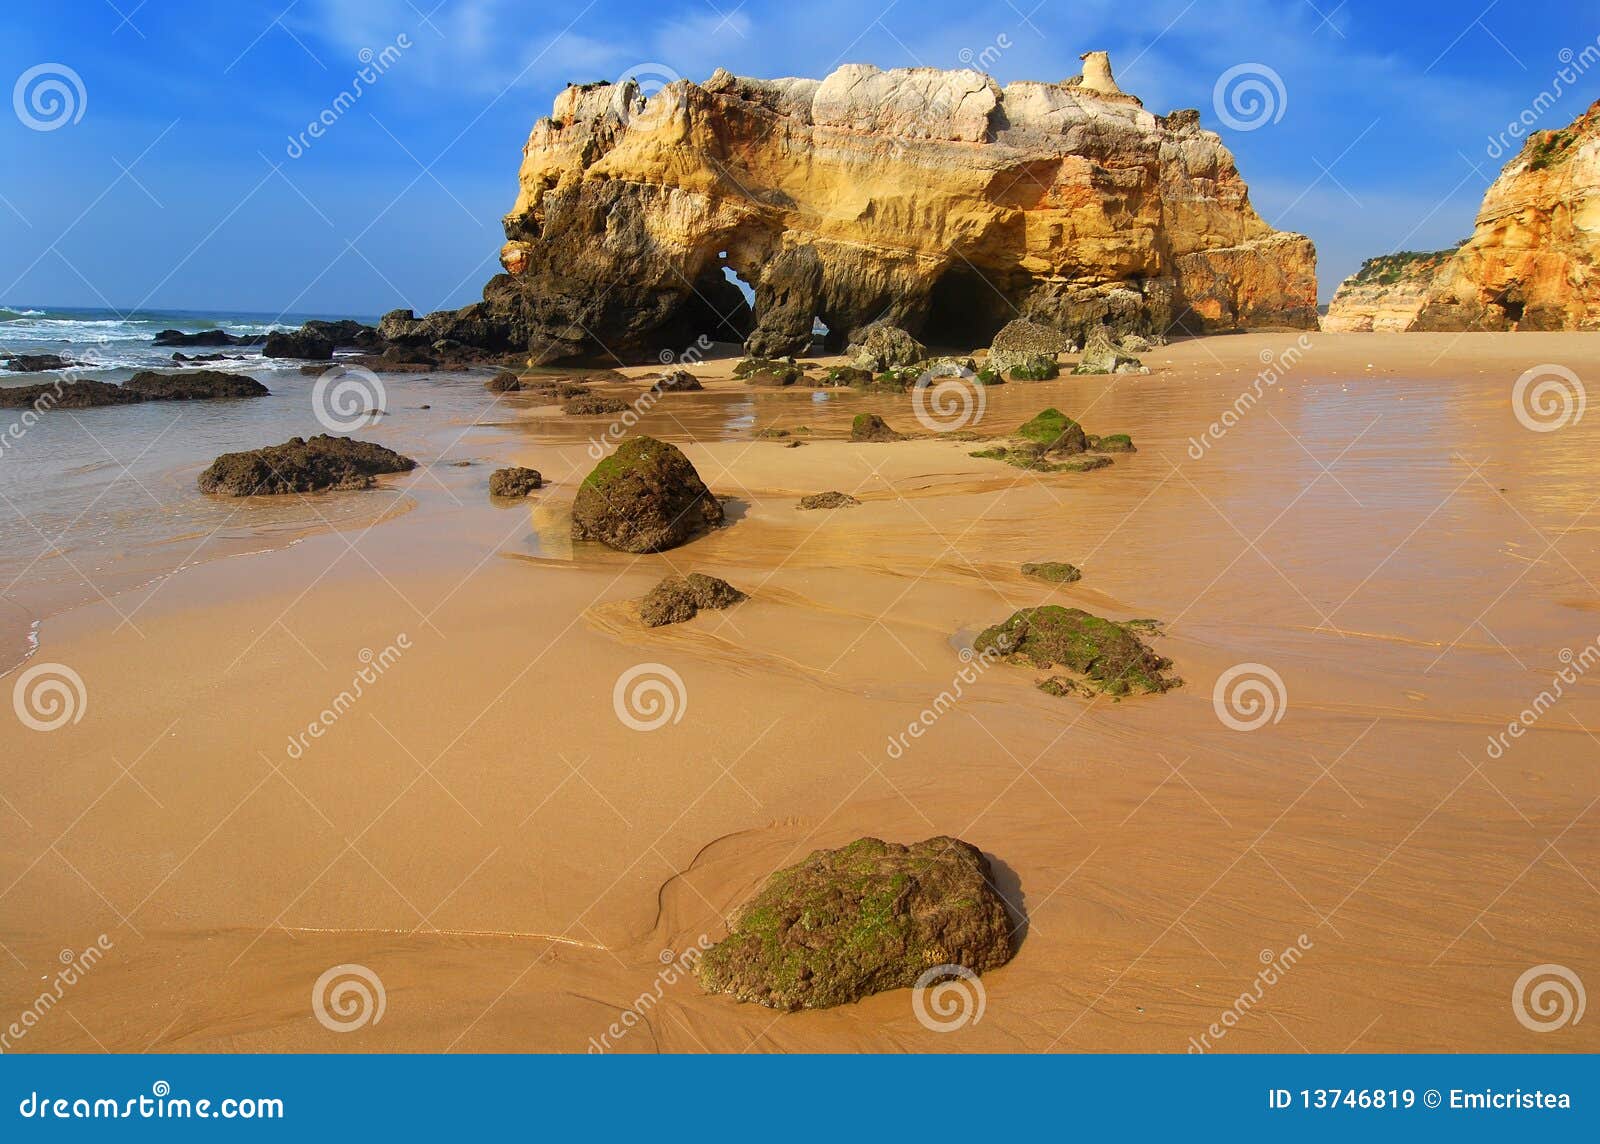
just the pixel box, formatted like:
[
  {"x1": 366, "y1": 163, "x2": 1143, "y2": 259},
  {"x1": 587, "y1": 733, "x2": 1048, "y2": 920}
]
[
  {"x1": 488, "y1": 466, "x2": 542, "y2": 497},
  {"x1": 198, "y1": 435, "x2": 416, "y2": 496},
  {"x1": 974, "y1": 605, "x2": 1178, "y2": 696},
  {"x1": 639, "y1": 572, "x2": 745, "y2": 626},
  {"x1": 562, "y1": 394, "x2": 631, "y2": 416}
]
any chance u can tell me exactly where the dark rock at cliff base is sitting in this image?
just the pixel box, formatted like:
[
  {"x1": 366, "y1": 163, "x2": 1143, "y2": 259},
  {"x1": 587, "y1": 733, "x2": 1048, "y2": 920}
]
[
  {"x1": 198, "y1": 435, "x2": 416, "y2": 496},
  {"x1": 986, "y1": 319, "x2": 1074, "y2": 375},
  {"x1": 974, "y1": 605, "x2": 1177, "y2": 696},
  {"x1": 1073, "y1": 325, "x2": 1148, "y2": 375},
  {"x1": 3, "y1": 353, "x2": 77, "y2": 372},
  {"x1": 797, "y1": 491, "x2": 860, "y2": 510},
  {"x1": 1021, "y1": 561, "x2": 1082, "y2": 584},
  {"x1": 850, "y1": 413, "x2": 903, "y2": 442},
  {"x1": 571, "y1": 435, "x2": 723, "y2": 553},
  {"x1": 123, "y1": 370, "x2": 270, "y2": 400},
  {"x1": 301, "y1": 319, "x2": 385, "y2": 350},
  {"x1": 263, "y1": 330, "x2": 334, "y2": 361},
  {"x1": 152, "y1": 329, "x2": 265, "y2": 348},
  {"x1": 654, "y1": 368, "x2": 704, "y2": 392},
  {"x1": 696, "y1": 835, "x2": 1013, "y2": 1011},
  {"x1": 639, "y1": 572, "x2": 746, "y2": 627},
  {"x1": 0, "y1": 380, "x2": 140, "y2": 409},
  {"x1": 845, "y1": 322, "x2": 925, "y2": 372},
  {"x1": 488, "y1": 466, "x2": 543, "y2": 497}
]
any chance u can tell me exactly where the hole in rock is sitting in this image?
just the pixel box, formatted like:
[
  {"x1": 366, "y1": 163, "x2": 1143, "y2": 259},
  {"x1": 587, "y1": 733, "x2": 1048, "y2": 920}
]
[{"x1": 925, "y1": 264, "x2": 1011, "y2": 350}]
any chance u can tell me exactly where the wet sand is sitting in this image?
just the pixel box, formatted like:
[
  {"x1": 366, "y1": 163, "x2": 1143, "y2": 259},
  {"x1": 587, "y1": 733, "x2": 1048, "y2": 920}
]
[{"x1": 1, "y1": 332, "x2": 1596, "y2": 1052}]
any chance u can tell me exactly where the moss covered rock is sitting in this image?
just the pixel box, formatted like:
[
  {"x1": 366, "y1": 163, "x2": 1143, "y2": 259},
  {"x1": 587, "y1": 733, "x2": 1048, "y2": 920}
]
[
  {"x1": 845, "y1": 322, "x2": 925, "y2": 371},
  {"x1": 697, "y1": 836, "x2": 1013, "y2": 1011},
  {"x1": 1021, "y1": 561, "x2": 1082, "y2": 584},
  {"x1": 851, "y1": 412, "x2": 903, "y2": 442},
  {"x1": 1090, "y1": 433, "x2": 1135, "y2": 452},
  {"x1": 1008, "y1": 355, "x2": 1060, "y2": 381},
  {"x1": 974, "y1": 605, "x2": 1178, "y2": 696},
  {"x1": 798, "y1": 491, "x2": 861, "y2": 510},
  {"x1": 639, "y1": 572, "x2": 746, "y2": 627},
  {"x1": 571, "y1": 435, "x2": 723, "y2": 552},
  {"x1": 1016, "y1": 408, "x2": 1086, "y2": 453},
  {"x1": 563, "y1": 393, "x2": 631, "y2": 415}
]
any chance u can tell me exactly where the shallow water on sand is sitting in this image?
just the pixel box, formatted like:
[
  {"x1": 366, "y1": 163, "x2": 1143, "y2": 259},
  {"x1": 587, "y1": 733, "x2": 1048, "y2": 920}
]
[{"x1": 1, "y1": 332, "x2": 1596, "y2": 1053}]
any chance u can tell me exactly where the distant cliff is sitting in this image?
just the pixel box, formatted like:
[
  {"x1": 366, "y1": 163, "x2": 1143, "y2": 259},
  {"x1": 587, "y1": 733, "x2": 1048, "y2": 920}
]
[
  {"x1": 1326, "y1": 99, "x2": 1600, "y2": 332},
  {"x1": 383, "y1": 54, "x2": 1317, "y2": 363}
]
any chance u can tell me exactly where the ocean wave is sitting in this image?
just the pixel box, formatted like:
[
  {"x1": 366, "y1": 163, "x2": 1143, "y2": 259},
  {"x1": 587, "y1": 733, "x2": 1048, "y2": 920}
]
[{"x1": 0, "y1": 307, "x2": 46, "y2": 317}]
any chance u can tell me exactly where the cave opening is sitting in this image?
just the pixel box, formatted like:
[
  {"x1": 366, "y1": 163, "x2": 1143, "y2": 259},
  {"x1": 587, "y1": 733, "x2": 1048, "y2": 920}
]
[{"x1": 925, "y1": 264, "x2": 1009, "y2": 350}]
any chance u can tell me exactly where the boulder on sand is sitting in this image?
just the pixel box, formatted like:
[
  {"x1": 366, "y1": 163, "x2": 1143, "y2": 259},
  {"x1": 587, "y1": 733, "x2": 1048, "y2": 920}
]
[
  {"x1": 488, "y1": 466, "x2": 542, "y2": 497},
  {"x1": 696, "y1": 836, "x2": 1014, "y2": 1011},
  {"x1": 850, "y1": 413, "x2": 903, "y2": 442},
  {"x1": 1073, "y1": 324, "x2": 1148, "y2": 375},
  {"x1": 974, "y1": 605, "x2": 1177, "y2": 696},
  {"x1": 1020, "y1": 561, "x2": 1082, "y2": 583},
  {"x1": 570, "y1": 435, "x2": 724, "y2": 552},
  {"x1": 986, "y1": 319, "x2": 1074, "y2": 375},
  {"x1": 198, "y1": 435, "x2": 416, "y2": 496},
  {"x1": 655, "y1": 369, "x2": 704, "y2": 392},
  {"x1": 845, "y1": 322, "x2": 926, "y2": 372},
  {"x1": 797, "y1": 491, "x2": 860, "y2": 510},
  {"x1": 639, "y1": 572, "x2": 746, "y2": 627}
]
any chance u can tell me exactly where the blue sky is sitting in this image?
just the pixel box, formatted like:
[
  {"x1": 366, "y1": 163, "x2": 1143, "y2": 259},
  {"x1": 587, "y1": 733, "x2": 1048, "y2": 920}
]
[{"x1": 0, "y1": 0, "x2": 1590, "y2": 316}]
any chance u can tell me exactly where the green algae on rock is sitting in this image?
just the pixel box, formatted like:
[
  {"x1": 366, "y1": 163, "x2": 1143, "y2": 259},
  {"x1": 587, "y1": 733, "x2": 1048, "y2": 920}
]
[
  {"x1": 974, "y1": 605, "x2": 1178, "y2": 696},
  {"x1": 850, "y1": 412, "x2": 904, "y2": 442},
  {"x1": 571, "y1": 435, "x2": 723, "y2": 552},
  {"x1": 696, "y1": 836, "x2": 1013, "y2": 1011},
  {"x1": 1021, "y1": 561, "x2": 1082, "y2": 583},
  {"x1": 1015, "y1": 407, "x2": 1086, "y2": 452}
]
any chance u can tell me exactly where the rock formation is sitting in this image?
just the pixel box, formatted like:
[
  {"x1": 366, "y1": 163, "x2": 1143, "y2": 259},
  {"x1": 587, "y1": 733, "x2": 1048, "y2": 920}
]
[
  {"x1": 387, "y1": 57, "x2": 1315, "y2": 364},
  {"x1": 198, "y1": 436, "x2": 416, "y2": 495},
  {"x1": 488, "y1": 466, "x2": 542, "y2": 497},
  {"x1": 974, "y1": 605, "x2": 1178, "y2": 696},
  {"x1": 570, "y1": 435, "x2": 723, "y2": 552},
  {"x1": 696, "y1": 835, "x2": 1014, "y2": 1010},
  {"x1": 1326, "y1": 99, "x2": 1600, "y2": 332}
]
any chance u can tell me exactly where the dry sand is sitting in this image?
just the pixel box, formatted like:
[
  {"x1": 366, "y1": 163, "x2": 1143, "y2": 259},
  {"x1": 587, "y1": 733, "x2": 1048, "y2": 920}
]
[{"x1": 1, "y1": 331, "x2": 1596, "y2": 1052}]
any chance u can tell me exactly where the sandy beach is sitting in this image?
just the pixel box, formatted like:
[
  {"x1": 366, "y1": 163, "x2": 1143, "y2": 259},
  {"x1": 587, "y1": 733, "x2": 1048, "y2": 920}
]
[{"x1": 1, "y1": 331, "x2": 1597, "y2": 1053}]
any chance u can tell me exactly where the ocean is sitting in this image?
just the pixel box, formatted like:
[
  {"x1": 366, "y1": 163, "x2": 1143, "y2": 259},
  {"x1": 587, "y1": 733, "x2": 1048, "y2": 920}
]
[{"x1": 0, "y1": 304, "x2": 381, "y2": 377}]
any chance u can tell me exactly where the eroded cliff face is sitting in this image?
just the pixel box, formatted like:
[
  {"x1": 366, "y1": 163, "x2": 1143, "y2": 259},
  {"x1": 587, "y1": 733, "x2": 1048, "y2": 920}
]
[
  {"x1": 1326, "y1": 99, "x2": 1600, "y2": 333},
  {"x1": 385, "y1": 58, "x2": 1317, "y2": 363}
]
